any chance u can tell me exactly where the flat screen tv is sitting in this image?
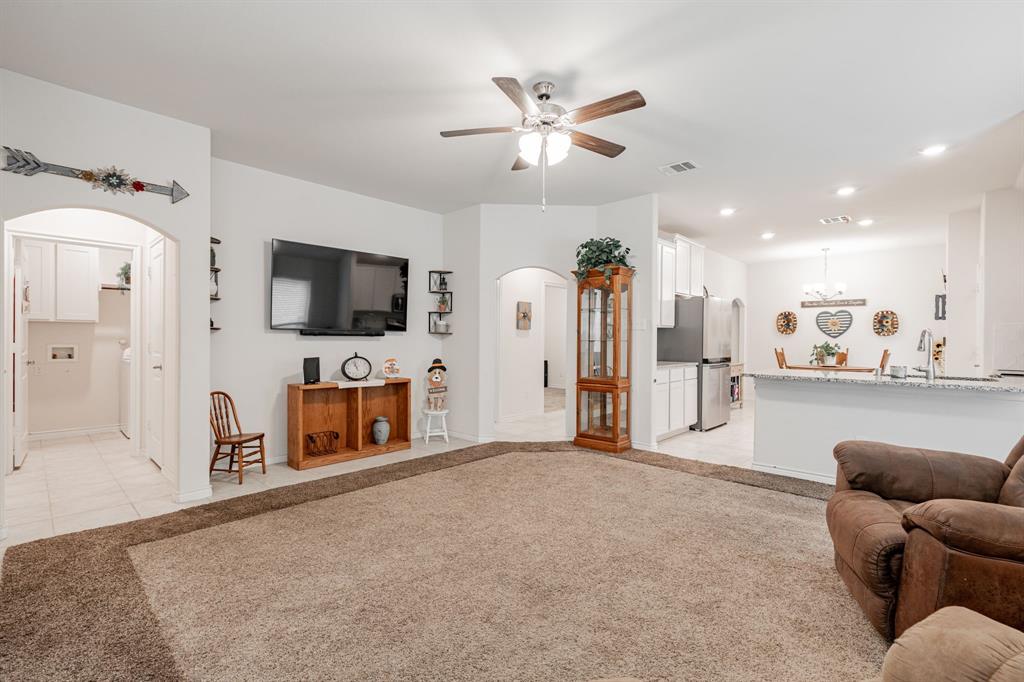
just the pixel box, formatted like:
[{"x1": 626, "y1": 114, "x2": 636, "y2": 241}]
[{"x1": 270, "y1": 239, "x2": 408, "y2": 335}]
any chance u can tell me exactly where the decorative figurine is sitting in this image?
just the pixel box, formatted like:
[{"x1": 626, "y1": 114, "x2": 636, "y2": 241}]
[
  {"x1": 382, "y1": 357, "x2": 401, "y2": 378},
  {"x1": 426, "y1": 358, "x2": 448, "y2": 411}
]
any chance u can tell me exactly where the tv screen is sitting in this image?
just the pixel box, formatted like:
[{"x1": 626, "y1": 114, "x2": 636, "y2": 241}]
[{"x1": 270, "y1": 239, "x2": 408, "y2": 334}]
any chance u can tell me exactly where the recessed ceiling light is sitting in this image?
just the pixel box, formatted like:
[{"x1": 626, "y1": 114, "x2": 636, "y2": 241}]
[
  {"x1": 857, "y1": 218, "x2": 874, "y2": 227},
  {"x1": 761, "y1": 231, "x2": 776, "y2": 240},
  {"x1": 719, "y1": 207, "x2": 736, "y2": 216},
  {"x1": 920, "y1": 144, "x2": 947, "y2": 157},
  {"x1": 836, "y1": 186, "x2": 857, "y2": 197}
]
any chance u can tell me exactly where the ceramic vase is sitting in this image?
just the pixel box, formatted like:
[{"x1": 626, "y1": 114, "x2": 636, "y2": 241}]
[{"x1": 372, "y1": 416, "x2": 390, "y2": 445}]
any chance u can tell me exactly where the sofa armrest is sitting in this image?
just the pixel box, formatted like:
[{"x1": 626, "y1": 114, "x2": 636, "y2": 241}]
[
  {"x1": 833, "y1": 440, "x2": 1008, "y2": 503},
  {"x1": 902, "y1": 499, "x2": 1024, "y2": 562}
]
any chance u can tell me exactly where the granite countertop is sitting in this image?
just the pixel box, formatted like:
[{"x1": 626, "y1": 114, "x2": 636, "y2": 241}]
[{"x1": 744, "y1": 369, "x2": 1024, "y2": 394}]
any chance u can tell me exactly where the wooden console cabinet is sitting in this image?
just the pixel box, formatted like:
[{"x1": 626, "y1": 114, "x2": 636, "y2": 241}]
[{"x1": 287, "y1": 379, "x2": 411, "y2": 470}]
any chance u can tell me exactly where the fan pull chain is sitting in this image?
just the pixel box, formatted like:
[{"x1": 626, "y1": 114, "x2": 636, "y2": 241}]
[{"x1": 540, "y1": 135, "x2": 547, "y2": 212}]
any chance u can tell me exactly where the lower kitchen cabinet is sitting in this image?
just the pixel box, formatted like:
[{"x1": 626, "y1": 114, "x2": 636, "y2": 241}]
[{"x1": 655, "y1": 364, "x2": 698, "y2": 439}]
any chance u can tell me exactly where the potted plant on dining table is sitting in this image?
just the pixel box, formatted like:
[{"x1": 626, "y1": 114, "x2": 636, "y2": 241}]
[{"x1": 811, "y1": 341, "x2": 841, "y2": 366}]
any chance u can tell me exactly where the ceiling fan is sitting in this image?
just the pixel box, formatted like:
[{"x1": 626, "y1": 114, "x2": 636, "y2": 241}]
[{"x1": 440, "y1": 77, "x2": 646, "y2": 209}]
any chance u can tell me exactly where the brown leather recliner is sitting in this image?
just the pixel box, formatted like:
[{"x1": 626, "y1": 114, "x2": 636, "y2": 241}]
[{"x1": 826, "y1": 435, "x2": 1024, "y2": 640}]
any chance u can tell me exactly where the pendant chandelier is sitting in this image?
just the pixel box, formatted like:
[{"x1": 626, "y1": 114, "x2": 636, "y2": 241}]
[{"x1": 802, "y1": 248, "x2": 847, "y2": 301}]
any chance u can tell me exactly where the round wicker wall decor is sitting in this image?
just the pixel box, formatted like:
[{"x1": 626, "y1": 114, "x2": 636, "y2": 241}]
[
  {"x1": 776, "y1": 311, "x2": 798, "y2": 335},
  {"x1": 872, "y1": 310, "x2": 900, "y2": 336}
]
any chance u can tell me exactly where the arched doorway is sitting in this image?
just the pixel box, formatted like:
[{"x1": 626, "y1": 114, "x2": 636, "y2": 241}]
[
  {"x1": 2, "y1": 208, "x2": 180, "y2": 541},
  {"x1": 493, "y1": 267, "x2": 570, "y2": 440}
]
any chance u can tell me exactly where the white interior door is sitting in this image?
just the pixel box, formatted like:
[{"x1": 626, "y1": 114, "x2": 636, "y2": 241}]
[
  {"x1": 543, "y1": 283, "x2": 567, "y2": 389},
  {"x1": 11, "y1": 260, "x2": 29, "y2": 468},
  {"x1": 145, "y1": 237, "x2": 165, "y2": 468}
]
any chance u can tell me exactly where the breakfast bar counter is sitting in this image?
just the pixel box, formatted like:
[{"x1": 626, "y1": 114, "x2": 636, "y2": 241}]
[{"x1": 745, "y1": 369, "x2": 1024, "y2": 483}]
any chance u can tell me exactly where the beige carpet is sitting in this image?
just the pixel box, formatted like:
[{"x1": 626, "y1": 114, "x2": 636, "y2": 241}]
[{"x1": 127, "y1": 450, "x2": 884, "y2": 680}]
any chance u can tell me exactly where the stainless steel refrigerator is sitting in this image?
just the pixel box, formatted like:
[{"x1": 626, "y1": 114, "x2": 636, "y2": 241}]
[{"x1": 657, "y1": 295, "x2": 733, "y2": 431}]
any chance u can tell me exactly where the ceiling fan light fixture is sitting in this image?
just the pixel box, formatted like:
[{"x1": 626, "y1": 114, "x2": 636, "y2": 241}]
[{"x1": 518, "y1": 130, "x2": 571, "y2": 166}]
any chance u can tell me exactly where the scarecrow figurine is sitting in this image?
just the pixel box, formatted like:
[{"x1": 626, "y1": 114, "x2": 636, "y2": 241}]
[{"x1": 426, "y1": 358, "x2": 448, "y2": 411}]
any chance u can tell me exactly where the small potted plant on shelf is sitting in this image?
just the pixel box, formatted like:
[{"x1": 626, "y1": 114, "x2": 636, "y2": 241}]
[
  {"x1": 436, "y1": 292, "x2": 451, "y2": 313},
  {"x1": 116, "y1": 262, "x2": 131, "y2": 290},
  {"x1": 575, "y1": 237, "x2": 633, "y2": 282},
  {"x1": 811, "y1": 341, "x2": 841, "y2": 366}
]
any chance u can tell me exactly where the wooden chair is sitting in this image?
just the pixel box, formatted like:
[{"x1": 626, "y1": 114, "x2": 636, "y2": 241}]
[
  {"x1": 879, "y1": 349, "x2": 891, "y2": 371},
  {"x1": 774, "y1": 348, "x2": 789, "y2": 369},
  {"x1": 209, "y1": 391, "x2": 266, "y2": 484},
  {"x1": 836, "y1": 348, "x2": 849, "y2": 367}
]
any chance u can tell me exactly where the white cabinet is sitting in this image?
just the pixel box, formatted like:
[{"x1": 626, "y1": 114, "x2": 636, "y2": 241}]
[
  {"x1": 654, "y1": 380, "x2": 670, "y2": 435},
  {"x1": 690, "y1": 243, "x2": 705, "y2": 296},
  {"x1": 20, "y1": 239, "x2": 55, "y2": 321},
  {"x1": 684, "y1": 377, "x2": 698, "y2": 428},
  {"x1": 23, "y1": 241, "x2": 99, "y2": 322},
  {"x1": 656, "y1": 364, "x2": 699, "y2": 438},
  {"x1": 56, "y1": 243, "x2": 100, "y2": 322},
  {"x1": 669, "y1": 379, "x2": 686, "y2": 431},
  {"x1": 673, "y1": 237, "x2": 691, "y2": 296},
  {"x1": 657, "y1": 240, "x2": 676, "y2": 328},
  {"x1": 671, "y1": 235, "x2": 705, "y2": 296}
]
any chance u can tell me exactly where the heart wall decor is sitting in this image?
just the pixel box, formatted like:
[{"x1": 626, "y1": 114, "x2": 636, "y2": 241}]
[{"x1": 816, "y1": 310, "x2": 853, "y2": 338}]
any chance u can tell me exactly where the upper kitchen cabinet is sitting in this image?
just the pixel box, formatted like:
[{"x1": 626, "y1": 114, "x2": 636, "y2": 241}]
[
  {"x1": 20, "y1": 239, "x2": 100, "y2": 323},
  {"x1": 673, "y1": 235, "x2": 705, "y2": 296},
  {"x1": 657, "y1": 239, "x2": 676, "y2": 328}
]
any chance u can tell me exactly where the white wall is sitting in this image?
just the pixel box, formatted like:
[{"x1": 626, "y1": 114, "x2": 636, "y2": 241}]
[
  {"x1": 747, "y1": 245, "x2": 947, "y2": 372},
  {"x1": 598, "y1": 195, "x2": 659, "y2": 449},
  {"x1": 0, "y1": 71, "x2": 211, "y2": 518},
  {"x1": 210, "y1": 159, "x2": 444, "y2": 462},
  {"x1": 28, "y1": 289, "x2": 129, "y2": 433},
  {"x1": 544, "y1": 282, "x2": 567, "y2": 389},
  {"x1": 945, "y1": 208, "x2": 981, "y2": 374},
  {"x1": 979, "y1": 186, "x2": 1024, "y2": 373},
  {"x1": 496, "y1": 267, "x2": 567, "y2": 421},
  {"x1": 441, "y1": 205, "x2": 482, "y2": 441},
  {"x1": 476, "y1": 204, "x2": 596, "y2": 440}
]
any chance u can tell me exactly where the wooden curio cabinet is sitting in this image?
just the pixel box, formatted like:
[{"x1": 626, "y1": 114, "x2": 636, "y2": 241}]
[{"x1": 573, "y1": 266, "x2": 633, "y2": 453}]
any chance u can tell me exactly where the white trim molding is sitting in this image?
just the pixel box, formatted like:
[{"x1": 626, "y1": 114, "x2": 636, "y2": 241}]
[{"x1": 174, "y1": 485, "x2": 213, "y2": 504}]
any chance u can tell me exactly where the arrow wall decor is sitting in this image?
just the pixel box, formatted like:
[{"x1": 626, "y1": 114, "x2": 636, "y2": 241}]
[{"x1": 2, "y1": 146, "x2": 190, "y2": 204}]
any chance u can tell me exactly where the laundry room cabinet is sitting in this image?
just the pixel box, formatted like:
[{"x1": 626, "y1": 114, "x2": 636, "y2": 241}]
[{"x1": 21, "y1": 239, "x2": 100, "y2": 323}]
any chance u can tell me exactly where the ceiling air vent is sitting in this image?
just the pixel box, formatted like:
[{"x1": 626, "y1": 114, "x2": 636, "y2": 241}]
[
  {"x1": 659, "y1": 161, "x2": 699, "y2": 176},
  {"x1": 819, "y1": 215, "x2": 851, "y2": 225}
]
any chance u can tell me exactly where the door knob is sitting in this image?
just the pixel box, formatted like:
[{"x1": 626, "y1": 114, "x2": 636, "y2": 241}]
[{"x1": 152, "y1": 364, "x2": 163, "y2": 370}]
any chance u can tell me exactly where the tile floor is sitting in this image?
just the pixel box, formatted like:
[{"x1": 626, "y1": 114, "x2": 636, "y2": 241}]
[
  {"x1": 657, "y1": 402, "x2": 755, "y2": 469},
  {"x1": 493, "y1": 388, "x2": 569, "y2": 441},
  {"x1": 3, "y1": 431, "x2": 176, "y2": 550},
  {"x1": 1, "y1": 429, "x2": 472, "y2": 557}
]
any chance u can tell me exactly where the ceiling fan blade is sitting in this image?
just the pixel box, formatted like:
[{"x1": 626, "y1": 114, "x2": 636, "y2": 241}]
[
  {"x1": 566, "y1": 90, "x2": 646, "y2": 124},
  {"x1": 512, "y1": 156, "x2": 529, "y2": 171},
  {"x1": 492, "y1": 77, "x2": 539, "y2": 116},
  {"x1": 571, "y1": 131, "x2": 626, "y2": 158},
  {"x1": 440, "y1": 126, "x2": 516, "y2": 138}
]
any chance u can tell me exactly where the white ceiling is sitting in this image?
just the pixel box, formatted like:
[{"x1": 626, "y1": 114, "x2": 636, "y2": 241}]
[{"x1": 2, "y1": 1, "x2": 1023, "y2": 262}]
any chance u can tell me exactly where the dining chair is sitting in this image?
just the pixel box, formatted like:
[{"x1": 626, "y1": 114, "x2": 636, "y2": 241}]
[
  {"x1": 774, "y1": 348, "x2": 788, "y2": 369},
  {"x1": 209, "y1": 391, "x2": 267, "y2": 484},
  {"x1": 879, "y1": 349, "x2": 891, "y2": 371}
]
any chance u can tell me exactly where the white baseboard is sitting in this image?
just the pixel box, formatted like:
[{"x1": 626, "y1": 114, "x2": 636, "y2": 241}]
[
  {"x1": 751, "y1": 462, "x2": 835, "y2": 485},
  {"x1": 447, "y1": 430, "x2": 495, "y2": 444},
  {"x1": 632, "y1": 440, "x2": 658, "y2": 451},
  {"x1": 28, "y1": 424, "x2": 123, "y2": 441},
  {"x1": 0, "y1": 525, "x2": 7, "y2": 541},
  {"x1": 175, "y1": 485, "x2": 213, "y2": 503}
]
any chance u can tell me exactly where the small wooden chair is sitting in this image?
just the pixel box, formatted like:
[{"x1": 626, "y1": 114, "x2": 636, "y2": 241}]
[
  {"x1": 879, "y1": 349, "x2": 891, "y2": 371},
  {"x1": 836, "y1": 348, "x2": 849, "y2": 367},
  {"x1": 209, "y1": 391, "x2": 266, "y2": 484},
  {"x1": 774, "y1": 348, "x2": 789, "y2": 369}
]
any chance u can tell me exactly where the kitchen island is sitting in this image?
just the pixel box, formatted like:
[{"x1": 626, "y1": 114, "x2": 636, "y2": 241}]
[{"x1": 745, "y1": 369, "x2": 1024, "y2": 483}]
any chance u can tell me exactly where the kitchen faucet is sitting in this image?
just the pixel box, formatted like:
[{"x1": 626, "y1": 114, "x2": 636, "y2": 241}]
[{"x1": 916, "y1": 329, "x2": 936, "y2": 380}]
